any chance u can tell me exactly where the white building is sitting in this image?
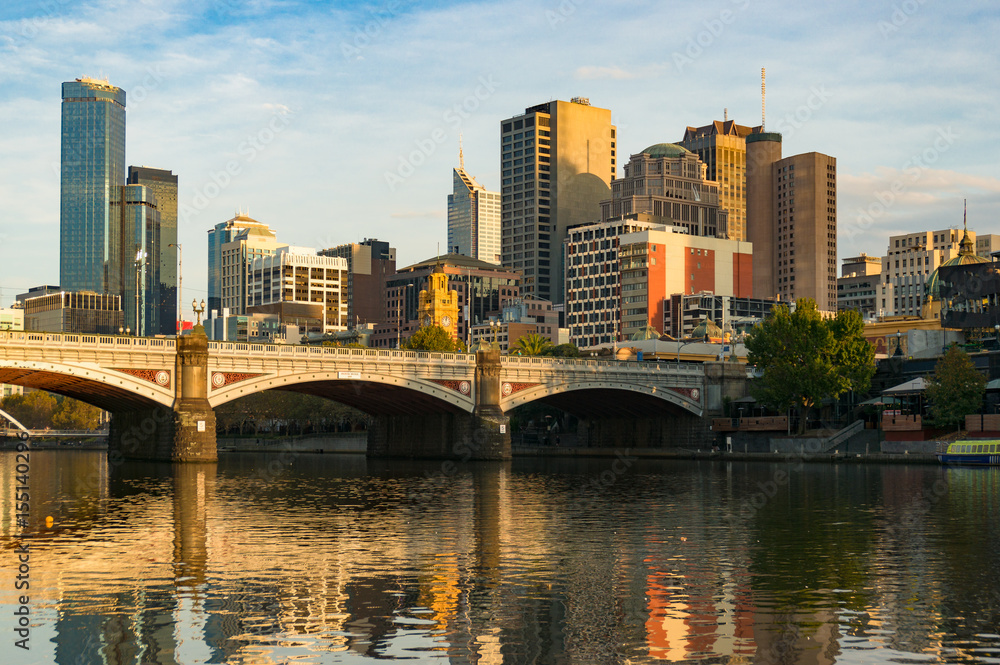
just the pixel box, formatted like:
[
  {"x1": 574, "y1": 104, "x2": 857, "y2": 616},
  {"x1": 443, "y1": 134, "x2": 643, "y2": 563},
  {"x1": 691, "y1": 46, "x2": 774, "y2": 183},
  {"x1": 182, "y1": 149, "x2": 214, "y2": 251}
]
[
  {"x1": 879, "y1": 228, "x2": 971, "y2": 317},
  {"x1": 248, "y1": 248, "x2": 349, "y2": 338},
  {"x1": 448, "y1": 154, "x2": 501, "y2": 265},
  {"x1": 219, "y1": 224, "x2": 287, "y2": 316}
]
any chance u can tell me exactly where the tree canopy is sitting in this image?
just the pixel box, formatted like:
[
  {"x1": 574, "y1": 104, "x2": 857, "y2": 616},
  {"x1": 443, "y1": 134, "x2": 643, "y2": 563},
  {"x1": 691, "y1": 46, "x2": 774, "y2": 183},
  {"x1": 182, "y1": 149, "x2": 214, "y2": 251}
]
[
  {"x1": 512, "y1": 333, "x2": 552, "y2": 356},
  {"x1": 1, "y1": 392, "x2": 102, "y2": 430},
  {"x1": 402, "y1": 325, "x2": 466, "y2": 353},
  {"x1": 926, "y1": 344, "x2": 985, "y2": 429},
  {"x1": 544, "y1": 343, "x2": 580, "y2": 358},
  {"x1": 745, "y1": 299, "x2": 875, "y2": 433}
]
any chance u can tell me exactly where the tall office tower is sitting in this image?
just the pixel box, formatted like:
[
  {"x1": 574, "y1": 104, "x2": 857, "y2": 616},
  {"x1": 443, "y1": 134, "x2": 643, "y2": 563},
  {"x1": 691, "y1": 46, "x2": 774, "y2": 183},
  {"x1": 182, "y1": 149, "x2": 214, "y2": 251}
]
[
  {"x1": 129, "y1": 167, "x2": 178, "y2": 334},
  {"x1": 601, "y1": 145, "x2": 729, "y2": 237},
  {"x1": 746, "y1": 132, "x2": 782, "y2": 299},
  {"x1": 319, "y1": 239, "x2": 396, "y2": 328},
  {"x1": 679, "y1": 120, "x2": 762, "y2": 241},
  {"x1": 60, "y1": 77, "x2": 126, "y2": 293},
  {"x1": 207, "y1": 214, "x2": 279, "y2": 314},
  {"x1": 219, "y1": 223, "x2": 286, "y2": 316},
  {"x1": 500, "y1": 98, "x2": 616, "y2": 305},
  {"x1": 447, "y1": 151, "x2": 501, "y2": 264},
  {"x1": 112, "y1": 184, "x2": 160, "y2": 336}
]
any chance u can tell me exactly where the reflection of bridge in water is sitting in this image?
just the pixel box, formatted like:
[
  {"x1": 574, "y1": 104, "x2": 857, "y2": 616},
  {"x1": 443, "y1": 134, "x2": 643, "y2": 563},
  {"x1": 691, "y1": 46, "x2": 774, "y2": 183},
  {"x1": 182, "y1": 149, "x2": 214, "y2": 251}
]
[{"x1": 0, "y1": 331, "x2": 748, "y2": 461}]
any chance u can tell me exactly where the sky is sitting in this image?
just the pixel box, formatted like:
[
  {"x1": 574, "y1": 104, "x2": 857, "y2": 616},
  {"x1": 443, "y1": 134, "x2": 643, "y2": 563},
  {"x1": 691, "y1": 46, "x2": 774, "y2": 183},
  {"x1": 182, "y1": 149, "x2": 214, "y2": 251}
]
[{"x1": 1, "y1": 0, "x2": 1000, "y2": 309}]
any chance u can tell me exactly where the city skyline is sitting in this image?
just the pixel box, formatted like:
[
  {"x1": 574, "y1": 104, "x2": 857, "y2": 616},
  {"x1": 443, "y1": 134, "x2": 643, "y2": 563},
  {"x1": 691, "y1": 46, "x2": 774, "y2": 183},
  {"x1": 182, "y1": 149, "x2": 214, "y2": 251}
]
[{"x1": 1, "y1": 1, "x2": 999, "y2": 308}]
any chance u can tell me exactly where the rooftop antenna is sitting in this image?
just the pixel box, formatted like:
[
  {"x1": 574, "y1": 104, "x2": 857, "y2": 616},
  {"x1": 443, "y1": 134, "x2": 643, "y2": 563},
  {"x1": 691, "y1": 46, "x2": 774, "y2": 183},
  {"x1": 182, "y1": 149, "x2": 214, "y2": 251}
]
[
  {"x1": 459, "y1": 133, "x2": 465, "y2": 170},
  {"x1": 724, "y1": 108, "x2": 728, "y2": 122},
  {"x1": 761, "y1": 67, "x2": 766, "y2": 130}
]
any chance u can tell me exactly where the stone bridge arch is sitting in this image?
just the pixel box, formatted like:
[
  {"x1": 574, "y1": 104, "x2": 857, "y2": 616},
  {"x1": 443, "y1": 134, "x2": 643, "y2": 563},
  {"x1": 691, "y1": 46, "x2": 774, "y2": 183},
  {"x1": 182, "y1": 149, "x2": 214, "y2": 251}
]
[
  {"x1": 0, "y1": 360, "x2": 174, "y2": 411},
  {"x1": 501, "y1": 381, "x2": 702, "y2": 417}
]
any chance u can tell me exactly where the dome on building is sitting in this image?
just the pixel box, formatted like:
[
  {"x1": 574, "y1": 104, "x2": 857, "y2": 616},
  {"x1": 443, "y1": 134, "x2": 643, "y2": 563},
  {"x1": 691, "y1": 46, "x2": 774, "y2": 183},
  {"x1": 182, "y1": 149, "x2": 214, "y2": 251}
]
[
  {"x1": 924, "y1": 227, "x2": 989, "y2": 300},
  {"x1": 691, "y1": 317, "x2": 723, "y2": 341},
  {"x1": 640, "y1": 143, "x2": 691, "y2": 159},
  {"x1": 630, "y1": 323, "x2": 662, "y2": 340}
]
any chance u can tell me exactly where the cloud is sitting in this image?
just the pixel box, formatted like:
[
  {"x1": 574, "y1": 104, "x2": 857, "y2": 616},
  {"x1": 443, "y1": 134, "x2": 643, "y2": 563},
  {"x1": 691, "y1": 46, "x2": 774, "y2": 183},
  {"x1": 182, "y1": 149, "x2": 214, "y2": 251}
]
[{"x1": 574, "y1": 65, "x2": 640, "y2": 81}]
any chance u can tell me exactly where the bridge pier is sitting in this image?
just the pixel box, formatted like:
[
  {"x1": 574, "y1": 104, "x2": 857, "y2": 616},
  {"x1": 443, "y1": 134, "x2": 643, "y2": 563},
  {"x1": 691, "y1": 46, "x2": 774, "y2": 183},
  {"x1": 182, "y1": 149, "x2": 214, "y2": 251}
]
[
  {"x1": 109, "y1": 331, "x2": 217, "y2": 462},
  {"x1": 367, "y1": 348, "x2": 510, "y2": 460}
]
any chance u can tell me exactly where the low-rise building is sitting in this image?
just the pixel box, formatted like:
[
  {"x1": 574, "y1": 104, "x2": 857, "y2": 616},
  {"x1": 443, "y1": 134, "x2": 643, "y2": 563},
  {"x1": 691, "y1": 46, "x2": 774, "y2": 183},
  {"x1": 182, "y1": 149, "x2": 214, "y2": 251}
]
[
  {"x1": 664, "y1": 293, "x2": 776, "y2": 339},
  {"x1": 23, "y1": 291, "x2": 123, "y2": 335},
  {"x1": 469, "y1": 298, "x2": 562, "y2": 352},
  {"x1": 838, "y1": 254, "x2": 882, "y2": 318}
]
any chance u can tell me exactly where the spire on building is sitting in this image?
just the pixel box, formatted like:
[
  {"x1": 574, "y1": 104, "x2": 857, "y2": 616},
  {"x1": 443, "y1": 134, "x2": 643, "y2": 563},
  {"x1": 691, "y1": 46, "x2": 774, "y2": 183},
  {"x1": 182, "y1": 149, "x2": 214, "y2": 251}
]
[{"x1": 459, "y1": 133, "x2": 464, "y2": 171}]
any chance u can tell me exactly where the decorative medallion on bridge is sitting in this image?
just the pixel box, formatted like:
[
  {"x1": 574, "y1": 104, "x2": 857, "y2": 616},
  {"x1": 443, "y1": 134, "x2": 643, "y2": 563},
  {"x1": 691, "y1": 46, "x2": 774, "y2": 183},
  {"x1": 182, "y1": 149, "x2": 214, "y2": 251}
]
[
  {"x1": 211, "y1": 372, "x2": 266, "y2": 390},
  {"x1": 431, "y1": 379, "x2": 472, "y2": 395},
  {"x1": 502, "y1": 382, "x2": 537, "y2": 396},
  {"x1": 669, "y1": 387, "x2": 700, "y2": 401},
  {"x1": 112, "y1": 368, "x2": 170, "y2": 389}
]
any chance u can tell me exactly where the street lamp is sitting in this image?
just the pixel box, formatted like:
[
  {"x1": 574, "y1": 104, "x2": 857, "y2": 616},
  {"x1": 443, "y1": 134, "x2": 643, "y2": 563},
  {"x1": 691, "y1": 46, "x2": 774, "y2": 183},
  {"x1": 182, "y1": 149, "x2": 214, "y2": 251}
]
[
  {"x1": 894, "y1": 330, "x2": 902, "y2": 357},
  {"x1": 490, "y1": 319, "x2": 498, "y2": 349},
  {"x1": 169, "y1": 243, "x2": 182, "y2": 335},
  {"x1": 191, "y1": 299, "x2": 206, "y2": 327},
  {"x1": 134, "y1": 249, "x2": 146, "y2": 336}
]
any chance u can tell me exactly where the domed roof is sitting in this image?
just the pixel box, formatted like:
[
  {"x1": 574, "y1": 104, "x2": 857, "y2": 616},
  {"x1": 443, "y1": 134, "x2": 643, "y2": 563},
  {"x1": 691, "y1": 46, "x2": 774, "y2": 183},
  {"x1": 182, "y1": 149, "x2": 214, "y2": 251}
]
[
  {"x1": 641, "y1": 143, "x2": 691, "y2": 158},
  {"x1": 924, "y1": 227, "x2": 989, "y2": 299},
  {"x1": 630, "y1": 323, "x2": 662, "y2": 340},
  {"x1": 691, "y1": 317, "x2": 723, "y2": 340}
]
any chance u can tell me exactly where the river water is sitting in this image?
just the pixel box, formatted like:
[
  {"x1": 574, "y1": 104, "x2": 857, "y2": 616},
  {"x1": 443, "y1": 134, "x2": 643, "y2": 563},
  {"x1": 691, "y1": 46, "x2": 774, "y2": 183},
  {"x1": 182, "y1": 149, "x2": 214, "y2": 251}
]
[{"x1": 1, "y1": 450, "x2": 999, "y2": 664}]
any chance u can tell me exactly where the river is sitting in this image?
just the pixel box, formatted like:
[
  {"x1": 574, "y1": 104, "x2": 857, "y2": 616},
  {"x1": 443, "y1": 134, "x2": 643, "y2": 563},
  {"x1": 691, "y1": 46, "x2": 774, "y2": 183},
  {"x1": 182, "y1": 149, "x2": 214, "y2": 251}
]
[{"x1": 1, "y1": 450, "x2": 999, "y2": 664}]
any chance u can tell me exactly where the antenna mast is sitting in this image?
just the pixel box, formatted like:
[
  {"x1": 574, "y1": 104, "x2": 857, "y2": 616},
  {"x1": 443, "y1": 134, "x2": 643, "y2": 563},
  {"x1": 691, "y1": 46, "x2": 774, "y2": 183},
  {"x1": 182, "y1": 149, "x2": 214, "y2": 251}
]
[
  {"x1": 761, "y1": 68, "x2": 766, "y2": 130},
  {"x1": 724, "y1": 108, "x2": 728, "y2": 122},
  {"x1": 459, "y1": 133, "x2": 465, "y2": 170}
]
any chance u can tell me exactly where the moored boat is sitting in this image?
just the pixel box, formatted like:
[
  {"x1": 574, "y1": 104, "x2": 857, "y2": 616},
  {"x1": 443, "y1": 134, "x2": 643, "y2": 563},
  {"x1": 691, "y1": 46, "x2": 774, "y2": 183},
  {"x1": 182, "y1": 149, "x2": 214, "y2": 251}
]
[{"x1": 937, "y1": 440, "x2": 1000, "y2": 465}]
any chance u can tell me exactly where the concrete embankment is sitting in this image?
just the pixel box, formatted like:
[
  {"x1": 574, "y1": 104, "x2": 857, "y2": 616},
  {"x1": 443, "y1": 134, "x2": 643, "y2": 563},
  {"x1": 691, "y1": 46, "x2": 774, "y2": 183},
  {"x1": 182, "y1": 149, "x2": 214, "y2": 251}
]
[
  {"x1": 218, "y1": 432, "x2": 367, "y2": 453},
  {"x1": 513, "y1": 445, "x2": 940, "y2": 464}
]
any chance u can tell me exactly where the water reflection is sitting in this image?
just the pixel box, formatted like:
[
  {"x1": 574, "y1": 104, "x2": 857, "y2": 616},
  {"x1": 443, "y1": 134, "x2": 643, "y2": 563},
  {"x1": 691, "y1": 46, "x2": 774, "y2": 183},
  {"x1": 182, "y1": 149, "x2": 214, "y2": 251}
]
[{"x1": 1, "y1": 452, "x2": 1000, "y2": 664}]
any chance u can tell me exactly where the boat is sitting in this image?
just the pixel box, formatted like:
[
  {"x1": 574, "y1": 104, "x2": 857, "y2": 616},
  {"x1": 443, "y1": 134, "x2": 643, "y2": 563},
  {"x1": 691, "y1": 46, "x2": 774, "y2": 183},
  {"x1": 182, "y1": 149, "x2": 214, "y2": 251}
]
[{"x1": 937, "y1": 440, "x2": 1000, "y2": 465}]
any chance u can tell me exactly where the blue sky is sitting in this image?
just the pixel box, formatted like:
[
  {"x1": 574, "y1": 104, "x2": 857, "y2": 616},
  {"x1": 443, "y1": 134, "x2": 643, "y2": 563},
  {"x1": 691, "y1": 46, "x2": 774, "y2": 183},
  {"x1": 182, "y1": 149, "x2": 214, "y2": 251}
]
[{"x1": 1, "y1": 0, "x2": 999, "y2": 308}]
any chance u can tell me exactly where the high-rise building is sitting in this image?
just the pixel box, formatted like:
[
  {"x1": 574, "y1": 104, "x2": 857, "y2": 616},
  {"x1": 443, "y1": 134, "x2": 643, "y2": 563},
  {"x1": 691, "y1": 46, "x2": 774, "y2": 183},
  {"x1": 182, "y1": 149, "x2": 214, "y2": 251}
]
[
  {"x1": 448, "y1": 150, "x2": 501, "y2": 264},
  {"x1": 601, "y1": 145, "x2": 728, "y2": 237},
  {"x1": 112, "y1": 184, "x2": 160, "y2": 336},
  {"x1": 564, "y1": 215, "x2": 668, "y2": 347},
  {"x1": 746, "y1": 135, "x2": 838, "y2": 312},
  {"x1": 838, "y1": 254, "x2": 882, "y2": 318},
  {"x1": 679, "y1": 120, "x2": 762, "y2": 241},
  {"x1": 319, "y1": 239, "x2": 396, "y2": 328},
  {"x1": 129, "y1": 167, "x2": 178, "y2": 334},
  {"x1": 878, "y1": 228, "x2": 972, "y2": 317},
  {"x1": 208, "y1": 214, "x2": 283, "y2": 315},
  {"x1": 60, "y1": 77, "x2": 126, "y2": 293},
  {"x1": 500, "y1": 98, "x2": 616, "y2": 305},
  {"x1": 247, "y1": 248, "x2": 349, "y2": 337}
]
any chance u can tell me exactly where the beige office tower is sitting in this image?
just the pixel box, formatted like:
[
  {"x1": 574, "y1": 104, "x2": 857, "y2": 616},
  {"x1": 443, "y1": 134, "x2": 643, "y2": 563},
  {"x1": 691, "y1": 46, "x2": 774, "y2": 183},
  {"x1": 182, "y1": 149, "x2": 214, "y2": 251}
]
[
  {"x1": 500, "y1": 98, "x2": 616, "y2": 304},
  {"x1": 679, "y1": 120, "x2": 762, "y2": 241},
  {"x1": 746, "y1": 132, "x2": 782, "y2": 300},
  {"x1": 747, "y1": 136, "x2": 838, "y2": 312}
]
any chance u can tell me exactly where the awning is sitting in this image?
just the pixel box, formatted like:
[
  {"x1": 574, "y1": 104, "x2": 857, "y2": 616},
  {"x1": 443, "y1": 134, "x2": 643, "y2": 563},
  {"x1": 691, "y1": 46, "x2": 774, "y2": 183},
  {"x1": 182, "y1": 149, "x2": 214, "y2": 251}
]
[
  {"x1": 987, "y1": 379, "x2": 1000, "y2": 391},
  {"x1": 882, "y1": 377, "x2": 928, "y2": 395},
  {"x1": 859, "y1": 395, "x2": 903, "y2": 406}
]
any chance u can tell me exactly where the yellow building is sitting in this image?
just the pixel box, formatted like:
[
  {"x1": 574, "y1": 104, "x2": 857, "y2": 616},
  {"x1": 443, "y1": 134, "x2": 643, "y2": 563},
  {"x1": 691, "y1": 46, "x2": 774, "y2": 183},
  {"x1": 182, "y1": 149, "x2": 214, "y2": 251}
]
[{"x1": 418, "y1": 264, "x2": 460, "y2": 340}]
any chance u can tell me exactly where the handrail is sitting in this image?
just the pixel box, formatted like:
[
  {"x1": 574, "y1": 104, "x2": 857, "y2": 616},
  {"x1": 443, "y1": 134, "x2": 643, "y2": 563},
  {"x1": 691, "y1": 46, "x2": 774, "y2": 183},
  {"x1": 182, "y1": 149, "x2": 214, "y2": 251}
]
[{"x1": 0, "y1": 330, "x2": 176, "y2": 350}]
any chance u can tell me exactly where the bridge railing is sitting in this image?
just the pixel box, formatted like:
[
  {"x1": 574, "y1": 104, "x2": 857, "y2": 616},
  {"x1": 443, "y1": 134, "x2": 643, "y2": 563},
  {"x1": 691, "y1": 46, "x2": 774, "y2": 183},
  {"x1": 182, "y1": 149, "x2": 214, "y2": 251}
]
[
  {"x1": 0, "y1": 330, "x2": 176, "y2": 350},
  {"x1": 207, "y1": 342, "x2": 477, "y2": 365},
  {"x1": 500, "y1": 355, "x2": 704, "y2": 373}
]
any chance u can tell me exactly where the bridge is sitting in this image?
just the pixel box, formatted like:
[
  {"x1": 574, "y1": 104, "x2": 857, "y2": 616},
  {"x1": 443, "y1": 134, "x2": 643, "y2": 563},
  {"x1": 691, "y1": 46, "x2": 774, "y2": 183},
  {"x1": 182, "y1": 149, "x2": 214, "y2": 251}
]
[{"x1": 0, "y1": 329, "x2": 748, "y2": 461}]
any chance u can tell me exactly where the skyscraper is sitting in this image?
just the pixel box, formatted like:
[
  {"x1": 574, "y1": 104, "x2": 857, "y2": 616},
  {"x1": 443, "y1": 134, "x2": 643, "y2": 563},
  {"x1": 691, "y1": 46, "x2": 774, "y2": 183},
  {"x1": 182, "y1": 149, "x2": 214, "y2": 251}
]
[
  {"x1": 112, "y1": 184, "x2": 160, "y2": 336},
  {"x1": 207, "y1": 213, "x2": 279, "y2": 314},
  {"x1": 447, "y1": 149, "x2": 500, "y2": 264},
  {"x1": 319, "y1": 239, "x2": 396, "y2": 327},
  {"x1": 60, "y1": 77, "x2": 126, "y2": 293},
  {"x1": 679, "y1": 120, "x2": 762, "y2": 241},
  {"x1": 500, "y1": 98, "x2": 616, "y2": 305},
  {"x1": 129, "y1": 166, "x2": 177, "y2": 334}
]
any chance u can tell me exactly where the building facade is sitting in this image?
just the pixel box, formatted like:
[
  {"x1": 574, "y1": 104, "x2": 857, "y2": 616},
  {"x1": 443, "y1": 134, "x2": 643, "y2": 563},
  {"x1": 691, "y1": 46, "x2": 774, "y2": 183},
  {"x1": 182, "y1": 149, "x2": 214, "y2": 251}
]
[
  {"x1": 23, "y1": 291, "x2": 123, "y2": 334},
  {"x1": 678, "y1": 120, "x2": 762, "y2": 242},
  {"x1": 880, "y1": 227, "x2": 974, "y2": 317},
  {"x1": 319, "y1": 239, "x2": 396, "y2": 328},
  {"x1": 564, "y1": 216, "x2": 668, "y2": 348},
  {"x1": 247, "y1": 249, "x2": 349, "y2": 337},
  {"x1": 976, "y1": 233, "x2": 1000, "y2": 259},
  {"x1": 448, "y1": 159, "x2": 501, "y2": 264},
  {"x1": 217, "y1": 221, "x2": 286, "y2": 316},
  {"x1": 0, "y1": 307, "x2": 25, "y2": 397},
  {"x1": 208, "y1": 214, "x2": 280, "y2": 314},
  {"x1": 601, "y1": 145, "x2": 729, "y2": 238},
  {"x1": 617, "y1": 229, "x2": 753, "y2": 340},
  {"x1": 664, "y1": 293, "x2": 776, "y2": 339},
  {"x1": 500, "y1": 98, "x2": 616, "y2": 304},
  {"x1": 112, "y1": 184, "x2": 160, "y2": 337},
  {"x1": 128, "y1": 166, "x2": 178, "y2": 334},
  {"x1": 417, "y1": 267, "x2": 461, "y2": 341},
  {"x1": 60, "y1": 77, "x2": 127, "y2": 294},
  {"x1": 838, "y1": 254, "x2": 882, "y2": 318},
  {"x1": 745, "y1": 132, "x2": 782, "y2": 300}
]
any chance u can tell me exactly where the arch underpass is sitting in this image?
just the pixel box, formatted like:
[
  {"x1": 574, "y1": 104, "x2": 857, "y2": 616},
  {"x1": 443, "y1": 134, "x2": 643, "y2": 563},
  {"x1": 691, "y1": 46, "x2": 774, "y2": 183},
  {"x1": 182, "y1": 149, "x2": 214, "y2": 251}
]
[{"x1": 0, "y1": 365, "x2": 171, "y2": 412}]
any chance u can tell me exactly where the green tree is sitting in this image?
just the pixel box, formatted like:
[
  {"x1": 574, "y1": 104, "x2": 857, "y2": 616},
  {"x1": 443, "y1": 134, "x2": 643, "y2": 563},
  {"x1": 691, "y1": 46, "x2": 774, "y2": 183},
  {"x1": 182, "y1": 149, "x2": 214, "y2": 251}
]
[
  {"x1": 1, "y1": 391, "x2": 58, "y2": 429},
  {"x1": 745, "y1": 299, "x2": 875, "y2": 434},
  {"x1": 52, "y1": 398, "x2": 102, "y2": 430},
  {"x1": 512, "y1": 333, "x2": 552, "y2": 356},
  {"x1": 926, "y1": 344, "x2": 986, "y2": 429},
  {"x1": 545, "y1": 343, "x2": 580, "y2": 358},
  {"x1": 402, "y1": 325, "x2": 465, "y2": 353}
]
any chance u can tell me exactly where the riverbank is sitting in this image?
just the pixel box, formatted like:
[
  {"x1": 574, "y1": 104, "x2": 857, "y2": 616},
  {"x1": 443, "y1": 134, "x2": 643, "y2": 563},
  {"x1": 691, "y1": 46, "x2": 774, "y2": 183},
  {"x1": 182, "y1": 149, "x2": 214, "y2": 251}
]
[
  {"x1": 218, "y1": 432, "x2": 366, "y2": 453},
  {"x1": 512, "y1": 445, "x2": 940, "y2": 464}
]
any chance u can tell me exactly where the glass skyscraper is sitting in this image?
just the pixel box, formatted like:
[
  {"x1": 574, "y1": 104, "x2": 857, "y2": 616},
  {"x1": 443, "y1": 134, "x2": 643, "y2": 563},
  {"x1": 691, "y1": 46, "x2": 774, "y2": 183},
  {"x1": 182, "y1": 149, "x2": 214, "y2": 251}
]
[
  {"x1": 112, "y1": 184, "x2": 160, "y2": 337},
  {"x1": 60, "y1": 77, "x2": 127, "y2": 293},
  {"x1": 129, "y1": 166, "x2": 177, "y2": 334}
]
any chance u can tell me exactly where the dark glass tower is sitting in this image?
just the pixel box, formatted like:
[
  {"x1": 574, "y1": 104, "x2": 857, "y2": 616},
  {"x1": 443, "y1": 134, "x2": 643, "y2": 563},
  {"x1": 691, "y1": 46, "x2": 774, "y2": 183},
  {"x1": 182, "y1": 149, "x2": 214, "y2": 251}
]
[
  {"x1": 60, "y1": 78, "x2": 127, "y2": 293},
  {"x1": 129, "y1": 167, "x2": 178, "y2": 334},
  {"x1": 112, "y1": 185, "x2": 160, "y2": 336}
]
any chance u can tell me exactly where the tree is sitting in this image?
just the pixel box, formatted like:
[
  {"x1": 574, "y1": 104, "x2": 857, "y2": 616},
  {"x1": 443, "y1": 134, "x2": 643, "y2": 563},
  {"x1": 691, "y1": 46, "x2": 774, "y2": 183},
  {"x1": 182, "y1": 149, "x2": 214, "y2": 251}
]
[
  {"x1": 1, "y1": 391, "x2": 58, "y2": 429},
  {"x1": 52, "y1": 398, "x2": 102, "y2": 430},
  {"x1": 545, "y1": 343, "x2": 580, "y2": 358},
  {"x1": 745, "y1": 299, "x2": 875, "y2": 434},
  {"x1": 926, "y1": 344, "x2": 986, "y2": 429},
  {"x1": 512, "y1": 333, "x2": 552, "y2": 356},
  {"x1": 402, "y1": 325, "x2": 465, "y2": 353}
]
